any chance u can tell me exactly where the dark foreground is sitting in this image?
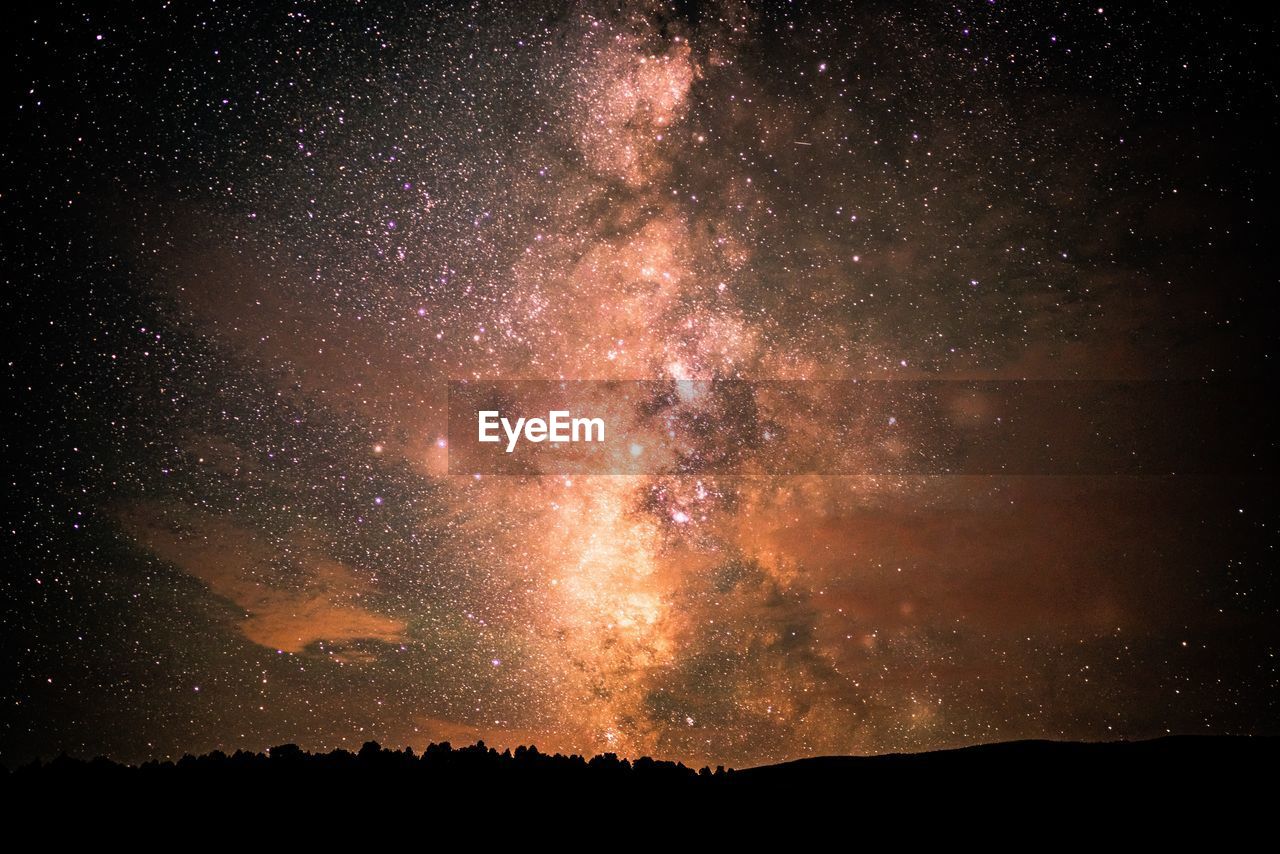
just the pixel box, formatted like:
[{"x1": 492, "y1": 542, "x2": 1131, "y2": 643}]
[{"x1": 5, "y1": 735, "x2": 1275, "y2": 804}]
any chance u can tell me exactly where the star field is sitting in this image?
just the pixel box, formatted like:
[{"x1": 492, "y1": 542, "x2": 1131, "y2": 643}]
[{"x1": 3, "y1": 1, "x2": 1275, "y2": 768}]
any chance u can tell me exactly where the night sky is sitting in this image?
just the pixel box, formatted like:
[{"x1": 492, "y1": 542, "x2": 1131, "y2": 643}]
[{"x1": 3, "y1": 1, "x2": 1275, "y2": 769}]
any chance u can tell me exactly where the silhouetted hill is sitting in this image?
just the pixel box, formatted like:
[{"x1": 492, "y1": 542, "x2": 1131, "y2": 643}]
[{"x1": 730, "y1": 735, "x2": 1277, "y2": 786}]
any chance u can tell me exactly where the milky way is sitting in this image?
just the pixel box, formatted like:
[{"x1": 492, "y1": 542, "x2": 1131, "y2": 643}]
[{"x1": 4, "y1": 1, "x2": 1275, "y2": 768}]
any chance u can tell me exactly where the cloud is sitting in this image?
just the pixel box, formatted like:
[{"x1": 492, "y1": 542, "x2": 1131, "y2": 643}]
[{"x1": 118, "y1": 502, "x2": 406, "y2": 654}]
